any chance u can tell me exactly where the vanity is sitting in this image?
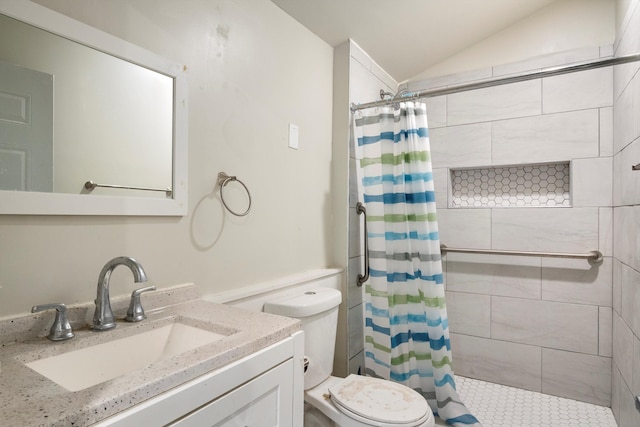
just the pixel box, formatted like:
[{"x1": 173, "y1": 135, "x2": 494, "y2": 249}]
[{"x1": 0, "y1": 284, "x2": 303, "y2": 426}]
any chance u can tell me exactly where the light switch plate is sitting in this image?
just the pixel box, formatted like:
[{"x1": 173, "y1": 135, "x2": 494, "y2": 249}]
[{"x1": 288, "y1": 123, "x2": 299, "y2": 150}]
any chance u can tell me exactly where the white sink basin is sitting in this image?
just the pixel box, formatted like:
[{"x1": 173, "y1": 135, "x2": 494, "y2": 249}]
[{"x1": 25, "y1": 322, "x2": 226, "y2": 391}]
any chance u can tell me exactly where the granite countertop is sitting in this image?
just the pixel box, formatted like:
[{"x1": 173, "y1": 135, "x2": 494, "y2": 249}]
[{"x1": 0, "y1": 284, "x2": 300, "y2": 426}]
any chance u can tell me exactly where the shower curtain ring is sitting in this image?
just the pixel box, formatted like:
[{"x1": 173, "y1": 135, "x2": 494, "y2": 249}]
[{"x1": 217, "y1": 172, "x2": 252, "y2": 217}]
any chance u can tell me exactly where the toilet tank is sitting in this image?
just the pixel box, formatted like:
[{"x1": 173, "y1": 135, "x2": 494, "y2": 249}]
[{"x1": 264, "y1": 288, "x2": 342, "y2": 390}]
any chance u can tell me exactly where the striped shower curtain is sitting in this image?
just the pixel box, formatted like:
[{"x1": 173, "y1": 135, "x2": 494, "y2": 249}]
[{"x1": 353, "y1": 102, "x2": 480, "y2": 427}]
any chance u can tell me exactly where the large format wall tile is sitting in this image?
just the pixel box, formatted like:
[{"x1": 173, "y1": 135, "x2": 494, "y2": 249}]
[
  {"x1": 612, "y1": 364, "x2": 621, "y2": 422},
  {"x1": 408, "y1": 68, "x2": 492, "y2": 93},
  {"x1": 613, "y1": 6, "x2": 640, "y2": 101},
  {"x1": 348, "y1": 157, "x2": 359, "y2": 207},
  {"x1": 348, "y1": 349, "x2": 365, "y2": 376},
  {"x1": 613, "y1": 311, "x2": 634, "y2": 382},
  {"x1": 613, "y1": 206, "x2": 640, "y2": 272},
  {"x1": 613, "y1": 259, "x2": 623, "y2": 315},
  {"x1": 492, "y1": 297, "x2": 599, "y2": 354},
  {"x1": 542, "y1": 67, "x2": 612, "y2": 114},
  {"x1": 600, "y1": 207, "x2": 614, "y2": 257},
  {"x1": 619, "y1": 376, "x2": 640, "y2": 427},
  {"x1": 447, "y1": 80, "x2": 541, "y2": 126},
  {"x1": 445, "y1": 252, "x2": 541, "y2": 299},
  {"x1": 350, "y1": 55, "x2": 393, "y2": 105},
  {"x1": 347, "y1": 256, "x2": 364, "y2": 309},
  {"x1": 635, "y1": 74, "x2": 640, "y2": 146},
  {"x1": 633, "y1": 335, "x2": 640, "y2": 405},
  {"x1": 600, "y1": 307, "x2": 613, "y2": 357},
  {"x1": 541, "y1": 257, "x2": 612, "y2": 306},
  {"x1": 492, "y1": 46, "x2": 601, "y2": 77},
  {"x1": 445, "y1": 291, "x2": 491, "y2": 337},
  {"x1": 450, "y1": 333, "x2": 542, "y2": 392},
  {"x1": 425, "y1": 96, "x2": 446, "y2": 128},
  {"x1": 620, "y1": 262, "x2": 640, "y2": 337},
  {"x1": 429, "y1": 123, "x2": 492, "y2": 168},
  {"x1": 571, "y1": 157, "x2": 613, "y2": 207},
  {"x1": 600, "y1": 107, "x2": 614, "y2": 157},
  {"x1": 613, "y1": 83, "x2": 635, "y2": 154},
  {"x1": 348, "y1": 303, "x2": 364, "y2": 358},
  {"x1": 492, "y1": 208, "x2": 599, "y2": 253},
  {"x1": 433, "y1": 168, "x2": 449, "y2": 209},
  {"x1": 617, "y1": 139, "x2": 640, "y2": 206},
  {"x1": 438, "y1": 209, "x2": 491, "y2": 249},
  {"x1": 492, "y1": 110, "x2": 600, "y2": 165},
  {"x1": 541, "y1": 348, "x2": 611, "y2": 406}
]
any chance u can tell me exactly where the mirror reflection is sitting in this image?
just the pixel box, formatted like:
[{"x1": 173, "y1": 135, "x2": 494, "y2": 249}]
[{"x1": 0, "y1": 13, "x2": 173, "y2": 198}]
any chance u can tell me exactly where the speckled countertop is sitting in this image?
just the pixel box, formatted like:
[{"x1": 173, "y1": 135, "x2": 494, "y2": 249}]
[{"x1": 0, "y1": 284, "x2": 300, "y2": 426}]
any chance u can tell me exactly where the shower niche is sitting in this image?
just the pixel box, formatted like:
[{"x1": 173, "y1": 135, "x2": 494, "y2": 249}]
[{"x1": 449, "y1": 162, "x2": 570, "y2": 208}]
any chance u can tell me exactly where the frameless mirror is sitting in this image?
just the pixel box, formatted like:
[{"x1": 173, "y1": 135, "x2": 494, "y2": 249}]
[{"x1": 0, "y1": 1, "x2": 187, "y2": 215}]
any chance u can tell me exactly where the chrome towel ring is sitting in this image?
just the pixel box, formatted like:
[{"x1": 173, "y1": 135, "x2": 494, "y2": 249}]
[{"x1": 217, "y1": 172, "x2": 252, "y2": 216}]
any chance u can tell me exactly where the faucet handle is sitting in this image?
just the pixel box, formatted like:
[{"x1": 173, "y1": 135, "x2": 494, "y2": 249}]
[
  {"x1": 31, "y1": 303, "x2": 75, "y2": 341},
  {"x1": 125, "y1": 285, "x2": 156, "y2": 322}
]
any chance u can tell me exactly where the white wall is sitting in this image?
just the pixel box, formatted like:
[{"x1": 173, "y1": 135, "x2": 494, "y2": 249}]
[
  {"x1": 410, "y1": 0, "x2": 615, "y2": 81},
  {"x1": 0, "y1": 0, "x2": 337, "y2": 319}
]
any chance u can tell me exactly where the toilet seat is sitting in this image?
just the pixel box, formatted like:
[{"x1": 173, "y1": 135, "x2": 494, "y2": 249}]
[{"x1": 328, "y1": 375, "x2": 431, "y2": 426}]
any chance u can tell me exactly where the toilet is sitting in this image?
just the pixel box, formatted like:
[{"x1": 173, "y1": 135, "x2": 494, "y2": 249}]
[{"x1": 264, "y1": 288, "x2": 434, "y2": 427}]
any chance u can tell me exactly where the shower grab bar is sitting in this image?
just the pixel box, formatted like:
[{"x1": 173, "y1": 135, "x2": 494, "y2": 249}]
[
  {"x1": 440, "y1": 244, "x2": 603, "y2": 263},
  {"x1": 84, "y1": 180, "x2": 172, "y2": 196},
  {"x1": 356, "y1": 202, "x2": 369, "y2": 286}
]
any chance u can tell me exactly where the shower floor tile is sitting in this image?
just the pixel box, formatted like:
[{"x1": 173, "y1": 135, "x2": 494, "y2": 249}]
[{"x1": 434, "y1": 376, "x2": 617, "y2": 427}]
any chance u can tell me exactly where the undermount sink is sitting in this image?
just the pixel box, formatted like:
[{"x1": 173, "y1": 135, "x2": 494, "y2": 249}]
[{"x1": 24, "y1": 321, "x2": 227, "y2": 392}]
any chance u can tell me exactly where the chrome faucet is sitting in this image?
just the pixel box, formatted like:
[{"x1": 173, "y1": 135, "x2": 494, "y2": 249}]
[{"x1": 91, "y1": 256, "x2": 148, "y2": 331}]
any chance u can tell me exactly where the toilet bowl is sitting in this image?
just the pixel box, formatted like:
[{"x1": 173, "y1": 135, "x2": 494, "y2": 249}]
[
  {"x1": 306, "y1": 375, "x2": 434, "y2": 427},
  {"x1": 263, "y1": 288, "x2": 434, "y2": 427}
]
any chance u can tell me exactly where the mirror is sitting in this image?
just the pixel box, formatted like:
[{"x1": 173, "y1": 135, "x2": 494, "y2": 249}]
[{"x1": 0, "y1": 1, "x2": 187, "y2": 215}]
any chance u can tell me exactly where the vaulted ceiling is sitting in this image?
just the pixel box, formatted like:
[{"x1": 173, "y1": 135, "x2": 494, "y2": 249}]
[{"x1": 271, "y1": 0, "x2": 562, "y2": 82}]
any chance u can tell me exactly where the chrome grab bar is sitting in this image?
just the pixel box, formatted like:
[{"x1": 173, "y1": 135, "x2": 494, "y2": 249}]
[
  {"x1": 356, "y1": 202, "x2": 369, "y2": 286},
  {"x1": 440, "y1": 244, "x2": 603, "y2": 263}
]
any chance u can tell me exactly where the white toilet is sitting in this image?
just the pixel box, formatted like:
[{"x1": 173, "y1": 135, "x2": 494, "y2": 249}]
[{"x1": 264, "y1": 288, "x2": 435, "y2": 427}]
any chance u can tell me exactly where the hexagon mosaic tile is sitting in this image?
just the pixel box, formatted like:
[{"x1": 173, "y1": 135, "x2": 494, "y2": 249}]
[
  {"x1": 433, "y1": 376, "x2": 617, "y2": 427},
  {"x1": 450, "y1": 163, "x2": 570, "y2": 208}
]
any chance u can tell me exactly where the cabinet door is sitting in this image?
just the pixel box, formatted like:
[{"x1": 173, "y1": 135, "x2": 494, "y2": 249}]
[
  {"x1": 92, "y1": 334, "x2": 303, "y2": 427},
  {"x1": 169, "y1": 359, "x2": 294, "y2": 427}
]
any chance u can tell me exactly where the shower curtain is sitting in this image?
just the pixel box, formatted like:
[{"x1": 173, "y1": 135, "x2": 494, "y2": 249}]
[{"x1": 353, "y1": 102, "x2": 480, "y2": 427}]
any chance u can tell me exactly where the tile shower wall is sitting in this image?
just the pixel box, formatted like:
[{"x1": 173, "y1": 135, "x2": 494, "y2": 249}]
[
  {"x1": 341, "y1": 40, "x2": 398, "y2": 375},
  {"x1": 612, "y1": 0, "x2": 640, "y2": 425},
  {"x1": 405, "y1": 46, "x2": 615, "y2": 407}
]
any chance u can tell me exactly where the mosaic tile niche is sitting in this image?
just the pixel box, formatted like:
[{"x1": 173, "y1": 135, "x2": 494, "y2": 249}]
[{"x1": 450, "y1": 162, "x2": 570, "y2": 208}]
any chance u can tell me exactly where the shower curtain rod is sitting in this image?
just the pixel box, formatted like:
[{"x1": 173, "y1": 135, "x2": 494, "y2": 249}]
[{"x1": 350, "y1": 53, "x2": 640, "y2": 112}]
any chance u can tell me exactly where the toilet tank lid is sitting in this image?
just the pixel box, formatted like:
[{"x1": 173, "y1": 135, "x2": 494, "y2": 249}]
[{"x1": 264, "y1": 288, "x2": 342, "y2": 318}]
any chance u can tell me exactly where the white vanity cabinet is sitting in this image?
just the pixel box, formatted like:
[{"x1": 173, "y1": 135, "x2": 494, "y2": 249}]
[{"x1": 94, "y1": 331, "x2": 304, "y2": 427}]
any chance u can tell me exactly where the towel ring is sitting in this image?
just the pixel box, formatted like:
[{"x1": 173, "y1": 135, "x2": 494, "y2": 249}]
[{"x1": 217, "y1": 172, "x2": 251, "y2": 216}]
